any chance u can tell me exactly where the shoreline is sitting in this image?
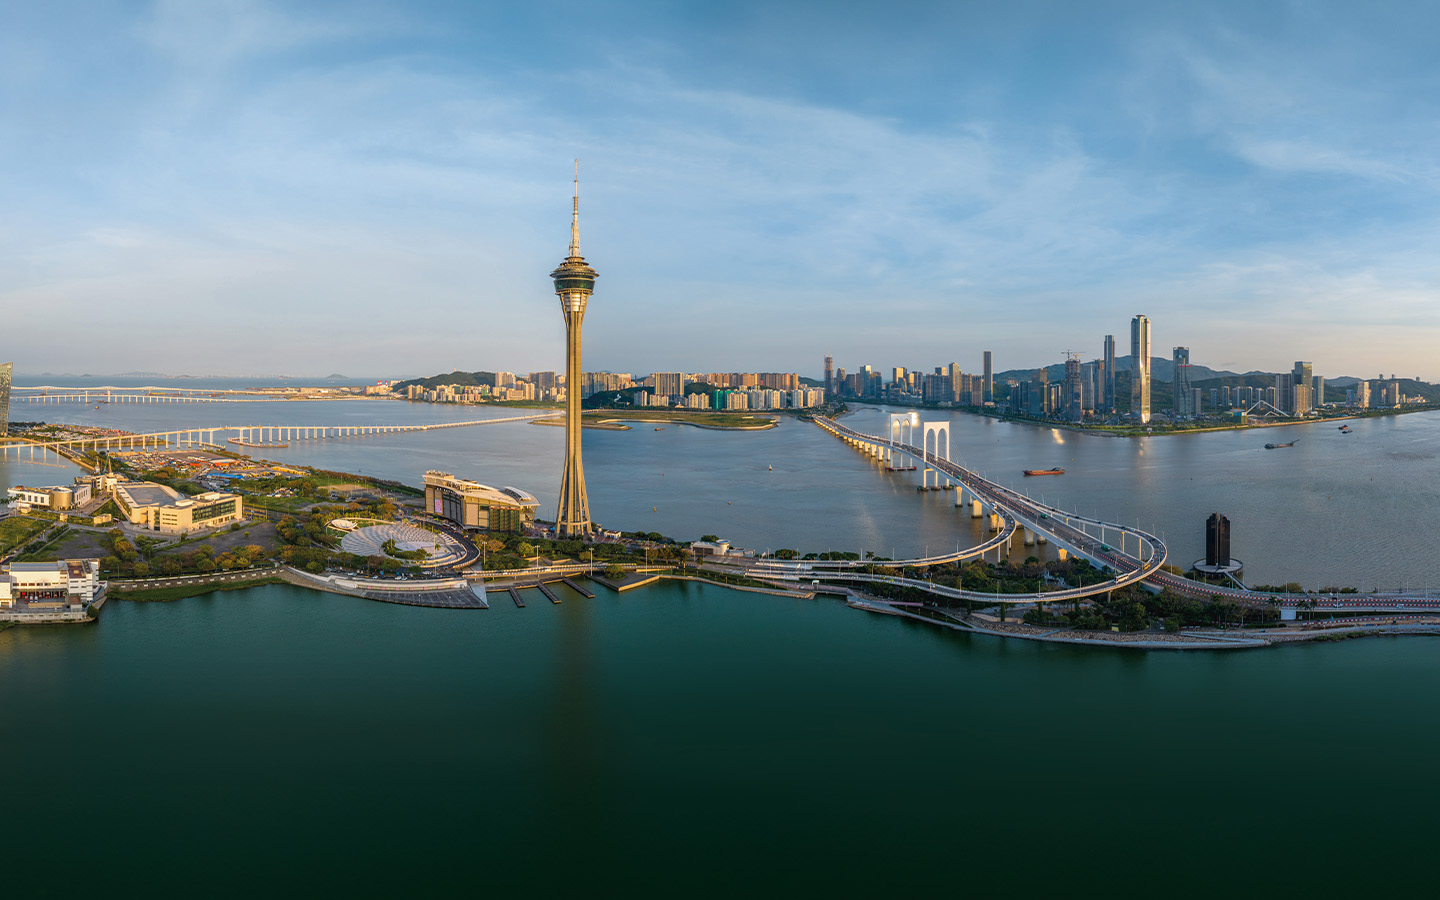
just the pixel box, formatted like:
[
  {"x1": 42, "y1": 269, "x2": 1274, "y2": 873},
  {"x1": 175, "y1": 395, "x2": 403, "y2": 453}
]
[
  {"x1": 46, "y1": 573, "x2": 1440, "y2": 653},
  {"x1": 848, "y1": 597, "x2": 1440, "y2": 650},
  {"x1": 532, "y1": 412, "x2": 779, "y2": 431},
  {"x1": 841, "y1": 402, "x2": 1437, "y2": 438}
]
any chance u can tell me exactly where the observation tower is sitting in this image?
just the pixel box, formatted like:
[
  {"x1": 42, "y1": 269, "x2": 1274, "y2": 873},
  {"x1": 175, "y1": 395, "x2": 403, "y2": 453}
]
[{"x1": 550, "y1": 168, "x2": 597, "y2": 537}]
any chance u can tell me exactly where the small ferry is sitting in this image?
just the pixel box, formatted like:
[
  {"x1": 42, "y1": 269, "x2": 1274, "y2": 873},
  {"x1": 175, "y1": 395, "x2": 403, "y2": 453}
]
[
  {"x1": 654, "y1": 427, "x2": 664, "y2": 431},
  {"x1": 1023, "y1": 468, "x2": 1065, "y2": 476},
  {"x1": 1264, "y1": 439, "x2": 1298, "y2": 450}
]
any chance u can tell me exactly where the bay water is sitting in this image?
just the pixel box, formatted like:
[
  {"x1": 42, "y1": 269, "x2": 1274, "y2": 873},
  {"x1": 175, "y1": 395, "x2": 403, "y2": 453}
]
[{"x1": 3, "y1": 397, "x2": 1439, "y2": 893}]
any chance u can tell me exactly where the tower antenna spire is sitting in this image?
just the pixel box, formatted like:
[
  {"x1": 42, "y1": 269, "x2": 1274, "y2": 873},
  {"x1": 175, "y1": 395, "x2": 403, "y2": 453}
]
[{"x1": 570, "y1": 159, "x2": 581, "y2": 258}]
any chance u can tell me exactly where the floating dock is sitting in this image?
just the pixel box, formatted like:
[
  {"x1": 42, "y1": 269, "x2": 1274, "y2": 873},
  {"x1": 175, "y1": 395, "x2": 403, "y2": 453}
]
[
  {"x1": 537, "y1": 582, "x2": 562, "y2": 604},
  {"x1": 508, "y1": 587, "x2": 525, "y2": 608},
  {"x1": 562, "y1": 577, "x2": 595, "y2": 598}
]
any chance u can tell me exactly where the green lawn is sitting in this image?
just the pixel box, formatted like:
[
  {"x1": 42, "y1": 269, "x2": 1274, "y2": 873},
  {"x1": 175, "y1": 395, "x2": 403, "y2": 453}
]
[{"x1": 0, "y1": 517, "x2": 52, "y2": 556}]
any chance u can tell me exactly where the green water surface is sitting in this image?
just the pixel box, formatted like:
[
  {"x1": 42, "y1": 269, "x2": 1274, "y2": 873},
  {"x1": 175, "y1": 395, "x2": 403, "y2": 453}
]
[{"x1": 3, "y1": 581, "x2": 1437, "y2": 896}]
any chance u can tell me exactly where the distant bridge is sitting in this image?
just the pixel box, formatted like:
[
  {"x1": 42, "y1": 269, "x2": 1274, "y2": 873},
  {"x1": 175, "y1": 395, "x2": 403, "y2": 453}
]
[
  {"x1": 0, "y1": 415, "x2": 547, "y2": 461},
  {"x1": 10, "y1": 387, "x2": 376, "y2": 404}
]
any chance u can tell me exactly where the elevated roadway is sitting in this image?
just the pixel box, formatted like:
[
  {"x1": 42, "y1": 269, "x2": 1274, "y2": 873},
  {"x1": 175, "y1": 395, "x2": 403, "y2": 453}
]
[
  {"x1": 744, "y1": 417, "x2": 1167, "y2": 605},
  {"x1": 801, "y1": 416, "x2": 1440, "y2": 616}
]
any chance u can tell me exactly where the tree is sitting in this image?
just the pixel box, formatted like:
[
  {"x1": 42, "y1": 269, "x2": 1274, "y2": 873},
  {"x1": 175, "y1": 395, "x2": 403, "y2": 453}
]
[
  {"x1": 604, "y1": 564, "x2": 626, "y2": 581},
  {"x1": 701, "y1": 534, "x2": 719, "y2": 543},
  {"x1": 516, "y1": 542, "x2": 536, "y2": 558}
]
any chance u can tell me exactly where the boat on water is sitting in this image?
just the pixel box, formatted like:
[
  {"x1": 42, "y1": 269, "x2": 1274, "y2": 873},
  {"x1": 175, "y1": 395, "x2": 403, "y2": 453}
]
[
  {"x1": 654, "y1": 427, "x2": 664, "y2": 431},
  {"x1": 1264, "y1": 440, "x2": 1298, "y2": 449},
  {"x1": 1023, "y1": 468, "x2": 1065, "y2": 476}
]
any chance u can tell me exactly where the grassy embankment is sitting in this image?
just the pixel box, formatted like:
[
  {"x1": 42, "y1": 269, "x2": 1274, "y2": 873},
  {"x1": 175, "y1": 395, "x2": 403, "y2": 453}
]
[
  {"x1": 537, "y1": 409, "x2": 779, "y2": 430},
  {"x1": 109, "y1": 574, "x2": 287, "y2": 602}
]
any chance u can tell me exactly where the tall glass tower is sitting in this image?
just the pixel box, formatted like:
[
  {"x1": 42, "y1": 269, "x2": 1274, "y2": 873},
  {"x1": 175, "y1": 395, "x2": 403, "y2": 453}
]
[
  {"x1": 1102, "y1": 334, "x2": 1116, "y2": 412},
  {"x1": 550, "y1": 171, "x2": 597, "y2": 538},
  {"x1": 1130, "y1": 315, "x2": 1151, "y2": 424}
]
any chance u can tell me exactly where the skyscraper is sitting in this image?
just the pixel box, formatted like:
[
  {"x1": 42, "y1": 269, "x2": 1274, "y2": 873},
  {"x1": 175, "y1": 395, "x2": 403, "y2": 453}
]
[
  {"x1": 0, "y1": 361, "x2": 11, "y2": 437},
  {"x1": 550, "y1": 171, "x2": 598, "y2": 538},
  {"x1": 982, "y1": 351, "x2": 993, "y2": 404},
  {"x1": 1173, "y1": 346, "x2": 1192, "y2": 417},
  {"x1": 823, "y1": 356, "x2": 833, "y2": 397},
  {"x1": 1206, "y1": 513, "x2": 1231, "y2": 567},
  {"x1": 1291, "y1": 361, "x2": 1313, "y2": 416},
  {"x1": 1063, "y1": 356, "x2": 1083, "y2": 421},
  {"x1": 1102, "y1": 334, "x2": 1116, "y2": 412},
  {"x1": 1130, "y1": 315, "x2": 1151, "y2": 424}
]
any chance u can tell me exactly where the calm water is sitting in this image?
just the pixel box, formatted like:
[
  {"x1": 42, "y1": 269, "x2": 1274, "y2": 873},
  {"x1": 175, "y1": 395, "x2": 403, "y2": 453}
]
[
  {"x1": 10, "y1": 397, "x2": 1440, "y2": 587},
  {"x1": 5, "y1": 398, "x2": 1440, "y2": 893},
  {"x1": 3, "y1": 582, "x2": 1438, "y2": 894}
]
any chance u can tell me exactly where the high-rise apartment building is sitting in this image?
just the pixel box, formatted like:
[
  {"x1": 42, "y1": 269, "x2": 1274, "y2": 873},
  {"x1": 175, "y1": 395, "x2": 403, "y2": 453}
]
[
  {"x1": 0, "y1": 361, "x2": 10, "y2": 437},
  {"x1": 549, "y1": 172, "x2": 598, "y2": 538},
  {"x1": 652, "y1": 372, "x2": 687, "y2": 398},
  {"x1": 1064, "y1": 356, "x2": 1084, "y2": 421},
  {"x1": 983, "y1": 351, "x2": 993, "y2": 404},
  {"x1": 1173, "y1": 347, "x2": 1192, "y2": 417},
  {"x1": 1312, "y1": 375, "x2": 1325, "y2": 408},
  {"x1": 1130, "y1": 315, "x2": 1151, "y2": 424},
  {"x1": 1102, "y1": 334, "x2": 1116, "y2": 412},
  {"x1": 824, "y1": 356, "x2": 833, "y2": 397}
]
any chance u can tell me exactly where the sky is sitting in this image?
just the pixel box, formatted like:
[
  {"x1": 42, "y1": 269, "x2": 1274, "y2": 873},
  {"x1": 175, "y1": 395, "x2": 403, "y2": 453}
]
[{"x1": 3, "y1": 0, "x2": 1439, "y2": 381}]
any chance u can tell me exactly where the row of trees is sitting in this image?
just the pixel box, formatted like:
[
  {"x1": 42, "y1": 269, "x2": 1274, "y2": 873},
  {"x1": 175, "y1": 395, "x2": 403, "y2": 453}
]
[{"x1": 102, "y1": 527, "x2": 269, "y2": 578}]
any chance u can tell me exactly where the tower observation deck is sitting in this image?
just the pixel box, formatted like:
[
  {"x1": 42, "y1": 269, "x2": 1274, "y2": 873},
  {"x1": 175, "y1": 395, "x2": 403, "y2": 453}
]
[{"x1": 550, "y1": 169, "x2": 597, "y2": 538}]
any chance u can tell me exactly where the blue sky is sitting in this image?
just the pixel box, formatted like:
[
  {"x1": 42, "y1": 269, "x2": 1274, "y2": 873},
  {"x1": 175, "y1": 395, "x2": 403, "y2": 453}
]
[{"x1": 3, "y1": 0, "x2": 1439, "y2": 381}]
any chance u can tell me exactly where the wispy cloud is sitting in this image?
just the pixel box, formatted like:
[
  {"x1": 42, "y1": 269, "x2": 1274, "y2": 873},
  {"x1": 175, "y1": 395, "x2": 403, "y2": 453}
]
[{"x1": 3, "y1": 1, "x2": 1440, "y2": 379}]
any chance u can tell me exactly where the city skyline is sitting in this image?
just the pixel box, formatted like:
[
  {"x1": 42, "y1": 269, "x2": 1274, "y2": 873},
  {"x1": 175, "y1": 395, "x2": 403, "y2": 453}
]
[{"x1": 5, "y1": 2, "x2": 1440, "y2": 378}]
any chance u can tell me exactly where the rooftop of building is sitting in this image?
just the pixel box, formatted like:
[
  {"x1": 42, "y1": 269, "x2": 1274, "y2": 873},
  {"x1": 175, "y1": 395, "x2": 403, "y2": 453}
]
[{"x1": 425, "y1": 471, "x2": 539, "y2": 509}]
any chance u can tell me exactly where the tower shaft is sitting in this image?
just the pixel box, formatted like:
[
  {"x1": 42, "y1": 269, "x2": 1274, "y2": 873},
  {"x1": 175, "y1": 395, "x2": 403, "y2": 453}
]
[
  {"x1": 550, "y1": 170, "x2": 598, "y2": 539},
  {"x1": 556, "y1": 304, "x2": 590, "y2": 536}
]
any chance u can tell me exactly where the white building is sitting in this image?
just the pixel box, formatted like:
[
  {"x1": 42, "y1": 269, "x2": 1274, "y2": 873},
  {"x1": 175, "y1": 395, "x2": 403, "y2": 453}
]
[{"x1": 0, "y1": 559, "x2": 101, "y2": 610}]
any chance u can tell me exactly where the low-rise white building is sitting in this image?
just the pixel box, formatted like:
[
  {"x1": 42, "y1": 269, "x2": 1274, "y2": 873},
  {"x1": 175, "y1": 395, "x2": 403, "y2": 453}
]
[
  {"x1": 113, "y1": 481, "x2": 243, "y2": 533},
  {"x1": 0, "y1": 559, "x2": 101, "y2": 610}
]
